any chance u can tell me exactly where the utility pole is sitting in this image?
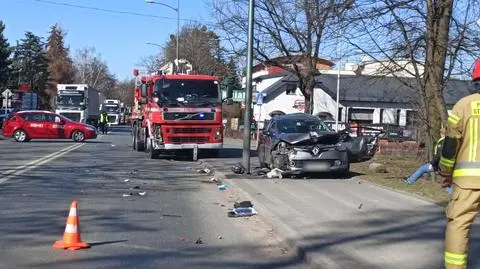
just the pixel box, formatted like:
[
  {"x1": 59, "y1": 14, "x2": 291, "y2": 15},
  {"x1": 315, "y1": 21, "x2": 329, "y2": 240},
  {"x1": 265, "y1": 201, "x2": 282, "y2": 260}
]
[
  {"x1": 242, "y1": 0, "x2": 255, "y2": 174},
  {"x1": 145, "y1": 0, "x2": 179, "y2": 61}
]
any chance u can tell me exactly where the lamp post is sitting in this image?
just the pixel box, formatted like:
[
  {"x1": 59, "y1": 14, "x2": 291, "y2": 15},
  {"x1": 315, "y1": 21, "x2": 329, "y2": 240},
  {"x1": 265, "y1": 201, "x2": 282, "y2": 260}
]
[
  {"x1": 146, "y1": 42, "x2": 167, "y2": 62},
  {"x1": 145, "y1": 0, "x2": 179, "y2": 62}
]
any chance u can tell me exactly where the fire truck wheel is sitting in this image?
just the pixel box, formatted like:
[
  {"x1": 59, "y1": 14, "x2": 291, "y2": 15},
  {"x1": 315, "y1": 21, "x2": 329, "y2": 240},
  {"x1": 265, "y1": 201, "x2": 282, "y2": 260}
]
[
  {"x1": 149, "y1": 143, "x2": 159, "y2": 159},
  {"x1": 132, "y1": 124, "x2": 137, "y2": 150},
  {"x1": 135, "y1": 125, "x2": 145, "y2": 152}
]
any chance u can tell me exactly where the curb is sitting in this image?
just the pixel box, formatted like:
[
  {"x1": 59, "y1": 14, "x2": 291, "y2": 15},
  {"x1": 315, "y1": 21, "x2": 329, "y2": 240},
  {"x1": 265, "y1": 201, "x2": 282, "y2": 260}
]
[{"x1": 204, "y1": 163, "x2": 341, "y2": 269}]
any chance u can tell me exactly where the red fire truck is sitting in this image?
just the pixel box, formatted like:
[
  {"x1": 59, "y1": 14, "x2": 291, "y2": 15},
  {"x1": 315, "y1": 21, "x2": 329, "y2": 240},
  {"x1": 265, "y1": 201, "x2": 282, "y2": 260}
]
[{"x1": 131, "y1": 65, "x2": 230, "y2": 160}]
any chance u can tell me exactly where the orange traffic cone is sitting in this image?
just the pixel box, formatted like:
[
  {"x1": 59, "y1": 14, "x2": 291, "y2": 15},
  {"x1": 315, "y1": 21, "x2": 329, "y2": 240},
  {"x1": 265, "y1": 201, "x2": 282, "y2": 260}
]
[{"x1": 53, "y1": 200, "x2": 90, "y2": 251}]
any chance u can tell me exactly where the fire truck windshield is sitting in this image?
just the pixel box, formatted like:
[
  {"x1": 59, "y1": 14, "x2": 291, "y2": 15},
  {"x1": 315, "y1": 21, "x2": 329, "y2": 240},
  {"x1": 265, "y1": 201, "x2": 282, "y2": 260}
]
[{"x1": 154, "y1": 79, "x2": 219, "y2": 105}]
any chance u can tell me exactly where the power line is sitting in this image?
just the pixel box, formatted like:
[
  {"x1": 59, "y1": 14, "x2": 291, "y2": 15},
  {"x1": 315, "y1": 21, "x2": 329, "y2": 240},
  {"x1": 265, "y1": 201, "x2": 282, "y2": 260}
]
[{"x1": 31, "y1": 0, "x2": 213, "y2": 24}]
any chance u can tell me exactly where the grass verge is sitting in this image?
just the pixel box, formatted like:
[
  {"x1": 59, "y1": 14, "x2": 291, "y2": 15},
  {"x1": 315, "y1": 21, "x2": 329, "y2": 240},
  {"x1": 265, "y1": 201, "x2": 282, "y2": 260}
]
[{"x1": 350, "y1": 154, "x2": 450, "y2": 205}]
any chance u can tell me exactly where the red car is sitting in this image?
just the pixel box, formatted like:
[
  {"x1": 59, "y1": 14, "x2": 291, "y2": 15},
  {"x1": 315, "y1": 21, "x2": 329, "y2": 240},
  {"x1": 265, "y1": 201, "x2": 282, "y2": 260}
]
[{"x1": 1, "y1": 110, "x2": 97, "y2": 142}]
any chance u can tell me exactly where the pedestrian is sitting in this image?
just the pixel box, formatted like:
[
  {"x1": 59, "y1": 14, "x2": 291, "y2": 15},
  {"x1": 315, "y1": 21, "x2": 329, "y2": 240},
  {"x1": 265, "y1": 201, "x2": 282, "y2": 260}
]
[
  {"x1": 404, "y1": 135, "x2": 452, "y2": 195},
  {"x1": 439, "y1": 58, "x2": 480, "y2": 269},
  {"x1": 99, "y1": 110, "x2": 109, "y2": 134}
]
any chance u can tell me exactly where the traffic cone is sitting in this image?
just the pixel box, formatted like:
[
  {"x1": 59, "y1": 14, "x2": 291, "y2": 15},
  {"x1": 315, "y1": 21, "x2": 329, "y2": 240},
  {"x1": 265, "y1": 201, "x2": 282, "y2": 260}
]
[{"x1": 53, "y1": 200, "x2": 90, "y2": 251}]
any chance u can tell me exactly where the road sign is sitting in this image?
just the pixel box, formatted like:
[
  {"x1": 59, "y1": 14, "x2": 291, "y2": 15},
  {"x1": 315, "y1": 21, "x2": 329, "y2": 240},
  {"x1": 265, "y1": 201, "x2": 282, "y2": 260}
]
[{"x1": 255, "y1": 92, "x2": 266, "y2": 106}]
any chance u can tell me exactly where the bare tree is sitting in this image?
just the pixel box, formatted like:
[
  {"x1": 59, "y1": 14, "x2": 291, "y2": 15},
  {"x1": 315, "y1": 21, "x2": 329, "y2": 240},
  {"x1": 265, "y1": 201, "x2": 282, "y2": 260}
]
[
  {"x1": 345, "y1": 0, "x2": 480, "y2": 156},
  {"x1": 212, "y1": 0, "x2": 353, "y2": 113},
  {"x1": 73, "y1": 47, "x2": 117, "y2": 97},
  {"x1": 137, "y1": 53, "x2": 164, "y2": 73}
]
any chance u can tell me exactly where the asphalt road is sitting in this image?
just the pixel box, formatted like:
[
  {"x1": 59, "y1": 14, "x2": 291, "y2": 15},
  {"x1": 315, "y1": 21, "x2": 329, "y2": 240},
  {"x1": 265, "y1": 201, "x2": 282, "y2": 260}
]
[
  {"x1": 206, "y1": 139, "x2": 480, "y2": 269},
  {"x1": 0, "y1": 127, "x2": 307, "y2": 269}
]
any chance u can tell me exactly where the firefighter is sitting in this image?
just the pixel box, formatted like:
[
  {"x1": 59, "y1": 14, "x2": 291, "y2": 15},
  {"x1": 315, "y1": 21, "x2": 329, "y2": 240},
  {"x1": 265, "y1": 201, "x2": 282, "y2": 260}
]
[
  {"x1": 439, "y1": 58, "x2": 480, "y2": 269},
  {"x1": 99, "y1": 110, "x2": 109, "y2": 134}
]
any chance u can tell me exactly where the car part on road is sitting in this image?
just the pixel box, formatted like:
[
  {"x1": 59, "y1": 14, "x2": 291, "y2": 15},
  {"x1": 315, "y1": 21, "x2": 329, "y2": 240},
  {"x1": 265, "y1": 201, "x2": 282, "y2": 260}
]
[
  {"x1": 72, "y1": 130, "x2": 85, "y2": 142},
  {"x1": 231, "y1": 163, "x2": 246, "y2": 174},
  {"x1": 267, "y1": 168, "x2": 284, "y2": 179},
  {"x1": 217, "y1": 184, "x2": 227, "y2": 190},
  {"x1": 13, "y1": 129, "x2": 29, "y2": 142},
  {"x1": 234, "y1": 201, "x2": 253, "y2": 208},
  {"x1": 228, "y1": 206, "x2": 258, "y2": 217},
  {"x1": 195, "y1": 237, "x2": 204, "y2": 244}
]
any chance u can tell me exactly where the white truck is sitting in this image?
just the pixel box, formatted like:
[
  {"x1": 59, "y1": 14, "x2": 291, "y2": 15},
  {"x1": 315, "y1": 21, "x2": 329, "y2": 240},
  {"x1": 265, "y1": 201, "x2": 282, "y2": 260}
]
[
  {"x1": 102, "y1": 99, "x2": 121, "y2": 125},
  {"x1": 55, "y1": 84, "x2": 101, "y2": 125}
]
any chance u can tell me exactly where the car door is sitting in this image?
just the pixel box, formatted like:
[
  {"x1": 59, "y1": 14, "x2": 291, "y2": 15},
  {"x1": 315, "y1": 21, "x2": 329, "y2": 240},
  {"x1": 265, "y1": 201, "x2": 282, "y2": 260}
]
[
  {"x1": 44, "y1": 114, "x2": 66, "y2": 138},
  {"x1": 26, "y1": 113, "x2": 49, "y2": 138}
]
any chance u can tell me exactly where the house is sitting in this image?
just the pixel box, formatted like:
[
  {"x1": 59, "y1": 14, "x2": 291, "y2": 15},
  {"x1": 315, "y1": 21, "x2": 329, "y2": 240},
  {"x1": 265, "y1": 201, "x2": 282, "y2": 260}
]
[{"x1": 251, "y1": 71, "x2": 472, "y2": 128}]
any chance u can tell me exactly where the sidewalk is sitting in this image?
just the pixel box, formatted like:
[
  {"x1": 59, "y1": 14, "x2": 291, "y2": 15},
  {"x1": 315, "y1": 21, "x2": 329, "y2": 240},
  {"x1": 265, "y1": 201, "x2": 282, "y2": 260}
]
[{"x1": 204, "y1": 138, "x2": 480, "y2": 269}]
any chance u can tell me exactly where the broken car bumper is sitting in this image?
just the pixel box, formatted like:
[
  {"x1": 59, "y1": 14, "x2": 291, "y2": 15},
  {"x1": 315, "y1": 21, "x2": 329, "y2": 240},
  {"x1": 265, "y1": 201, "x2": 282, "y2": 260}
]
[{"x1": 287, "y1": 149, "x2": 349, "y2": 173}]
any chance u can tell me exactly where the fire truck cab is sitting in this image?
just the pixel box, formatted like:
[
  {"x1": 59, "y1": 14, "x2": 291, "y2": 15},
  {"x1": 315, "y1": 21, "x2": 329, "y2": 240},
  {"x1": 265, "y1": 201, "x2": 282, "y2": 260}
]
[{"x1": 131, "y1": 61, "x2": 231, "y2": 161}]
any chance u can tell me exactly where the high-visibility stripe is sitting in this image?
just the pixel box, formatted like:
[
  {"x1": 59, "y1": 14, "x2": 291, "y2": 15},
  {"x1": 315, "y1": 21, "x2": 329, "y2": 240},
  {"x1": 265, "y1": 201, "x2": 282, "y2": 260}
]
[
  {"x1": 65, "y1": 224, "x2": 78, "y2": 234},
  {"x1": 440, "y1": 157, "x2": 455, "y2": 168},
  {"x1": 445, "y1": 251, "x2": 467, "y2": 266},
  {"x1": 453, "y1": 168, "x2": 480, "y2": 177},
  {"x1": 474, "y1": 118, "x2": 479, "y2": 161},
  {"x1": 448, "y1": 114, "x2": 460, "y2": 124},
  {"x1": 470, "y1": 119, "x2": 475, "y2": 161},
  {"x1": 454, "y1": 162, "x2": 480, "y2": 169}
]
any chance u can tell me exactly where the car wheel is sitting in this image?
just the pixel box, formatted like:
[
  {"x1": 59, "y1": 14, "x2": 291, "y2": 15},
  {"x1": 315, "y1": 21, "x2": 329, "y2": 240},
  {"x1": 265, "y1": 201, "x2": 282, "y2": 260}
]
[
  {"x1": 149, "y1": 140, "x2": 159, "y2": 159},
  {"x1": 72, "y1": 130, "x2": 85, "y2": 142},
  {"x1": 13, "y1": 129, "x2": 28, "y2": 142}
]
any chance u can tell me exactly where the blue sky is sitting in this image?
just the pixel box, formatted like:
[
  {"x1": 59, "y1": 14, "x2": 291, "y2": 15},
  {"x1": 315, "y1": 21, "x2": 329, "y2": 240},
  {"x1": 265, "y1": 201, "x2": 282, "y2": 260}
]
[{"x1": 1, "y1": 0, "x2": 213, "y2": 80}]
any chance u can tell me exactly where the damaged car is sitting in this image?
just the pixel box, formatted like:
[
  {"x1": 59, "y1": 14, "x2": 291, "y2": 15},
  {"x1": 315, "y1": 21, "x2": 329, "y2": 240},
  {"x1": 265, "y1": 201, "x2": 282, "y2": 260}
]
[{"x1": 257, "y1": 113, "x2": 376, "y2": 177}]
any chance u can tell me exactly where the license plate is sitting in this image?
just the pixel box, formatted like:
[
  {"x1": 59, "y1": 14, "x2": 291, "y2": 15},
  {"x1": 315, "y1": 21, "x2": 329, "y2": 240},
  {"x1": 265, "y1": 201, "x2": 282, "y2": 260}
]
[{"x1": 303, "y1": 162, "x2": 329, "y2": 170}]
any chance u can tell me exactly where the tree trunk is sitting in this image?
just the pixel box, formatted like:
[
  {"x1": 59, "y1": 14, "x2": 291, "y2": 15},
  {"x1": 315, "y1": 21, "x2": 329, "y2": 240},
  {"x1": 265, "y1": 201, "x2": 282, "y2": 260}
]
[{"x1": 424, "y1": 0, "x2": 453, "y2": 158}]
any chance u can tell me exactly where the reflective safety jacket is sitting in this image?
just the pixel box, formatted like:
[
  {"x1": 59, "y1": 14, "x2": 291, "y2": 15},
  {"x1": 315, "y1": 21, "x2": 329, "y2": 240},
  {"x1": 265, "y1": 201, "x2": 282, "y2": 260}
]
[
  {"x1": 440, "y1": 93, "x2": 480, "y2": 189},
  {"x1": 100, "y1": 113, "x2": 108, "y2": 123}
]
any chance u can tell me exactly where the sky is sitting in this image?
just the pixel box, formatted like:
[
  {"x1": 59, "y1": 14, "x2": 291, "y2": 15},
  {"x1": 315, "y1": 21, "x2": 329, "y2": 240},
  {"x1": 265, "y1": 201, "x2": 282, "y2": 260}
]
[{"x1": 0, "y1": 0, "x2": 214, "y2": 80}]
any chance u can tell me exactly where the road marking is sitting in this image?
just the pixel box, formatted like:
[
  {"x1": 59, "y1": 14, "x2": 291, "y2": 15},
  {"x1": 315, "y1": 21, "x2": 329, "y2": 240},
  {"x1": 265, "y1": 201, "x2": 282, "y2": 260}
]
[{"x1": 0, "y1": 143, "x2": 85, "y2": 184}]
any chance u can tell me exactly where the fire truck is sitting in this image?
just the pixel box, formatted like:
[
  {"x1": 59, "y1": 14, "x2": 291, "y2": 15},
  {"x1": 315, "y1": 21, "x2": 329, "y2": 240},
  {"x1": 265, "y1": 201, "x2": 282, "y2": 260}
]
[{"x1": 131, "y1": 60, "x2": 232, "y2": 160}]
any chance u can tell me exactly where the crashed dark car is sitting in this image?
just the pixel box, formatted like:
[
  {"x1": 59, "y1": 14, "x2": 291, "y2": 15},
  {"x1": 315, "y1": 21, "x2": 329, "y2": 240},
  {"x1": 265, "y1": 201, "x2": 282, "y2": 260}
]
[
  {"x1": 257, "y1": 113, "x2": 377, "y2": 177},
  {"x1": 257, "y1": 113, "x2": 350, "y2": 177}
]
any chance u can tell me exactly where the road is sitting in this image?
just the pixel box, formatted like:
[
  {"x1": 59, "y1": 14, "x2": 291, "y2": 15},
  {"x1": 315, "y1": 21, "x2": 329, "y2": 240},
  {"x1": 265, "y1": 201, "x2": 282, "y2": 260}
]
[
  {"x1": 0, "y1": 126, "x2": 307, "y2": 269},
  {"x1": 206, "y1": 139, "x2": 480, "y2": 269}
]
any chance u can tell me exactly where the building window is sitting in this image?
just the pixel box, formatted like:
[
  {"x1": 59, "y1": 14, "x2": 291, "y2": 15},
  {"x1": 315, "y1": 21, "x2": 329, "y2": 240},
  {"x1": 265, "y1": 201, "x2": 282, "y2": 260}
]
[
  {"x1": 338, "y1": 107, "x2": 343, "y2": 122},
  {"x1": 395, "y1": 109, "x2": 401, "y2": 125},
  {"x1": 379, "y1": 109, "x2": 384, "y2": 123},
  {"x1": 348, "y1": 108, "x2": 374, "y2": 124}
]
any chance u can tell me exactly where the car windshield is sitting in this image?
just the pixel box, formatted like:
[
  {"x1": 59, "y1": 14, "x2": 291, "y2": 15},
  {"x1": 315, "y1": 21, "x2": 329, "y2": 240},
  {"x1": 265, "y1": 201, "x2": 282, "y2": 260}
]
[
  {"x1": 105, "y1": 106, "x2": 119, "y2": 113},
  {"x1": 154, "y1": 79, "x2": 220, "y2": 105},
  {"x1": 57, "y1": 94, "x2": 84, "y2": 106},
  {"x1": 276, "y1": 118, "x2": 331, "y2": 133}
]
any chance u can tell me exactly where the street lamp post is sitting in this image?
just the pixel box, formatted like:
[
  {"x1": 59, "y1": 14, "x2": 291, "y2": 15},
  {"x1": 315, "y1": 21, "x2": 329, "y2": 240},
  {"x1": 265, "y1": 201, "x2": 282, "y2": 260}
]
[
  {"x1": 145, "y1": 0, "x2": 179, "y2": 61},
  {"x1": 146, "y1": 42, "x2": 167, "y2": 62}
]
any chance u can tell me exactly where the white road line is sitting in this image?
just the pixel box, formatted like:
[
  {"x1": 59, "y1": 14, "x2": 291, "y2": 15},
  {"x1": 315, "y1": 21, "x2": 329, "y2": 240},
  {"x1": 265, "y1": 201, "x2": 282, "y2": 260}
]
[{"x1": 0, "y1": 143, "x2": 85, "y2": 184}]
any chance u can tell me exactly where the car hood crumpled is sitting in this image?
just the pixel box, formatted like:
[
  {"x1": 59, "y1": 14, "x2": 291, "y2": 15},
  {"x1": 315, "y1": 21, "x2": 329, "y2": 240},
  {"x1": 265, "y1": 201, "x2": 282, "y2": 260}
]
[{"x1": 277, "y1": 131, "x2": 342, "y2": 146}]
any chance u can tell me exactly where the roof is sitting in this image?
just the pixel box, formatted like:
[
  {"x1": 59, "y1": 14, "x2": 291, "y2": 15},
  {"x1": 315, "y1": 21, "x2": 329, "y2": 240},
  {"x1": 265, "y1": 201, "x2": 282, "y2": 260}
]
[
  {"x1": 316, "y1": 74, "x2": 472, "y2": 108},
  {"x1": 275, "y1": 113, "x2": 320, "y2": 121},
  {"x1": 258, "y1": 72, "x2": 473, "y2": 108},
  {"x1": 253, "y1": 55, "x2": 335, "y2": 72}
]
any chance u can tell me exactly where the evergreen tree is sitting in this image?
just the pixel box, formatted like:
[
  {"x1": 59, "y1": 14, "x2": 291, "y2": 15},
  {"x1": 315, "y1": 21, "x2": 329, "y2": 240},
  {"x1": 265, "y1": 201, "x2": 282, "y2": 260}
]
[
  {"x1": 46, "y1": 24, "x2": 74, "y2": 109},
  {"x1": 12, "y1": 31, "x2": 49, "y2": 108},
  {"x1": 0, "y1": 21, "x2": 12, "y2": 91}
]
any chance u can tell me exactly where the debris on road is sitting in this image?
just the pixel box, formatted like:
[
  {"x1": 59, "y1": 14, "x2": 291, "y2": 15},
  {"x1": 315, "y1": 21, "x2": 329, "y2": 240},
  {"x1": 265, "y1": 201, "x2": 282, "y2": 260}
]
[
  {"x1": 138, "y1": 191, "x2": 147, "y2": 196},
  {"x1": 217, "y1": 184, "x2": 228, "y2": 190},
  {"x1": 228, "y1": 201, "x2": 257, "y2": 217},
  {"x1": 122, "y1": 193, "x2": 133, "y2": 197},
  {"x1": 231, "y1": 163, "x2": 246, "y2": 174},
  {"x1": 162, "y1": 214, "x2": 182, "y2": 218},
  {"x1": 228, "y1": 207, "x2": 258, "y2": 217},
  {"x1": 195, "y1": 237, "x2": 204, "y2": 244},
  {"x1": 252, "y1": 167, "x2": 270, "y2": 176},
  {"x1": 197, "y1": 168, "x2": 211, "y2": 174},
  {"x1": 130, "y1": 185, "x2": 141, "y2": 189},
  {"x1": 217, "y1": 235, "x2": 223, "y2": 240},
  {"x1": 358, "y1": 203, "x2": 363, "y2": 209},
  {"x1": 123, "y1": 179, "x2": 130, "y2": 182},
  {"x1": 234, "y1": 201, "x2": 253, "y2": 208},
  {"x1": 266, "y1": 168, "x2": 284, "y2": 179},
  {"x1": 180, "y1": 237, "x2": 191, "y2": 243}
]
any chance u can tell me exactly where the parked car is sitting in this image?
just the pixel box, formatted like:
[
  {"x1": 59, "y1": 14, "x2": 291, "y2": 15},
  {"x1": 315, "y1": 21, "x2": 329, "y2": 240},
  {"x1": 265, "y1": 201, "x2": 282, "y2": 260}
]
[
  {"x1": 1, "y1": 110, "x2": 97, "y2": 142},
  {"x1": 0, "y1": 108, "x2": 14, "y2": 128},
  {"x1": 257, "y1": 113, "x2": 351, "y2": 177}
]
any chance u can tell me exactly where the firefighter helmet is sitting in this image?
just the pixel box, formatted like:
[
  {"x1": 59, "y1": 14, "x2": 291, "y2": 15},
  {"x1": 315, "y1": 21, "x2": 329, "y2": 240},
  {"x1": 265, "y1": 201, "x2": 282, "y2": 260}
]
[{"x1": 473, "y1": 59, "x2": 480, "y2": 81}]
